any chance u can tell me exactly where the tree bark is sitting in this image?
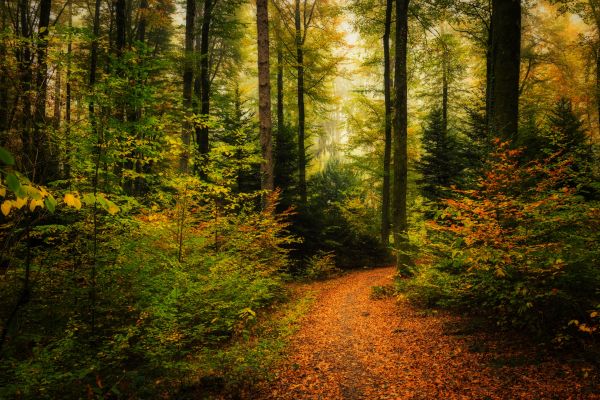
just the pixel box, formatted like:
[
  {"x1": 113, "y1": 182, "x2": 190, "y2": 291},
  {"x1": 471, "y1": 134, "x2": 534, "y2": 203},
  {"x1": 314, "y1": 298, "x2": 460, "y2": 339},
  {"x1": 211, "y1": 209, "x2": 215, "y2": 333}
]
[
  {"x1": 485, "y1": 17, "x2": 493, "y2": 137},
  {"x1": 442, "y1": 45, "x2": 448, "y2": 136},
  {"x1": 18, "y1": 0, "x2": 34, "y2": 178},
  {"x1": 65, "y1": 0, "x2": 72, "y2": 179},
  {"x1": 181, "y1": 0, "x2": 195, "y2": 173},
  {"x1": 277, "y1": 41, "x2": 284, "y2": 150},
  {"x1": 393, "y1": 0, "x2": 410, "y2": 272},
  {"x1": 115, "y1": 0, "x2": 126, "y2": 54},
  {"x1": 295, "y1": 0, "x2": 307, "y2": 205},
  {"x1": 489, "y1": 0, "x2": 521, "y2": 141},
  {"x1": 381, "y1": 0, "x2": 393, "y2": 246},
  {"x1": 35, "y1": 0, "x2": 52, "y2": 181},
  {"x1": 257, "y1": 0, "x2": 274, "y2": 200},
  {"x1": 197, "y1": 0, "x2": 212, "y2": 178}
]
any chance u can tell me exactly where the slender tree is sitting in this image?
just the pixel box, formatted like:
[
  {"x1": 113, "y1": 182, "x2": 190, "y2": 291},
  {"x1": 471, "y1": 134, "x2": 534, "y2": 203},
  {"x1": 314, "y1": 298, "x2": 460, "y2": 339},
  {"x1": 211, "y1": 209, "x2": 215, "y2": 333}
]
[
  {"x1": 381, "y1": 0, "x2": 393, "y2": 246},
  {"x1": 257, "y1": 0, "x2": 274, "y2": 198},
  {"x1": 181, "y1": 0, "x2": 195, "y2": 173},
  {"x1": 393, "y1": 0, "x2": 410, "y2": 271},
  {"x1": 197, "y1": 0, "x2": 213, "y2": 177}
]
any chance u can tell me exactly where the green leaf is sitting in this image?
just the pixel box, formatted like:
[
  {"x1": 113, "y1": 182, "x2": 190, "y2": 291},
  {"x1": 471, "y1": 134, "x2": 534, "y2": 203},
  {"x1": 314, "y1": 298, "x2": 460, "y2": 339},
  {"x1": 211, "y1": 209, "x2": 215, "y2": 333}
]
[
  {"x1": 44, "y1": 195, "x2": 56, "y2": 213},
  {"x1": 0, "y1": 147, "x2": 14, "y2": 165},
  {"x1": 6, "y1": 173, "x2": 20, "y2": 192}
]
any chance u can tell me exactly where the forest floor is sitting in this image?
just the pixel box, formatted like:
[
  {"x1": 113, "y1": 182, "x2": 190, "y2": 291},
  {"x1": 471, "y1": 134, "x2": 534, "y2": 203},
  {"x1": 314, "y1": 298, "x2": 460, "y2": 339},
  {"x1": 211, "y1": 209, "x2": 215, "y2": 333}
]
[{"x1": 255, "y1": 266, "x2": 600, "y2": 400}]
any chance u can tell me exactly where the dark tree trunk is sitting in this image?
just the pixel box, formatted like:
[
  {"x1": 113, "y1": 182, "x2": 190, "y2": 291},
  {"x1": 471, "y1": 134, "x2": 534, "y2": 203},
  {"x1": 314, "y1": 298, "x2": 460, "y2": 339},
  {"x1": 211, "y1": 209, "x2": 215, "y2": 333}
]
[
  {"x1": 196, "y1": 0, "x2": 212, "y2": 178},
  {"x1": 393, "y1": 0, "x2": 411, "y2": 272},
  {"x1": 181, "y1": 0, "x2": 195, "y2": 173},
  {"x1": 89, "y1": 0, "x2": 102, "y2": 336},
  {"x1": 277, "y1": 42, "x2": 284, "y2": 148},
  {"x1": 136, "y1": 0, "x2": 148, "y2": 43},
  {"x1": 115, "y1": 0, "x2": 126, "y2": 54},
  {"x1": 485, "y1": 18, "x2": 493, "y2": 137},
  {"x1": 442, "y1": 46, "x2": 448, "y2": 136},
  {"x1": 295, "y1": 0, "x2": 307, "y2": 205},
  {"x1": 0, "y1": 0, "x2": 7, "y2": 141},
  {"x1": 18, "y1": 0, "x2": 34, "y2": 178},
  {"x1": 490, "y1": 0, "x2": 521, "y2": 141},
  {"x1": 256, "y1": 0, "x2": 274, "y2": 199},
  {"x1": 381, "y1": 0, "x2": 393, "y2": 246},
  {"x1": 65, "y1": 0, "x2": 72, "y2": 179}
]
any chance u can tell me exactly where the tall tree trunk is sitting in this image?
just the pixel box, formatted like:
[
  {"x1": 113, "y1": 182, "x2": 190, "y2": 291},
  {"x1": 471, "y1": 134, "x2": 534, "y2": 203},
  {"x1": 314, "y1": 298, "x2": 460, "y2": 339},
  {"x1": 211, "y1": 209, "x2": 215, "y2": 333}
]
[
  {"x1": 181, "y1": 0, "x2": 195, "y2": 173},
  {"x1": 442, "y1": 45, "x2": 448, "y2": 136},
  {"x1": 256, "y1": 0, "x2": 274, "y2": 201},
  {"x1": 115, "y1": 0, "x2": 126, "y2": 54},
  {"x1": 33, "y1": 0, "x2": 52, "y2": 182},
  {"x1": 485, "y1": 18, "x2": 493, "y2": 136},
  {"x1": 295, "y1": 0, "x2": 307, "y2": 205},
  {"x1": 596, "y1": 47, "x2": 600, "y2": 140},
  {"x1": 381, "y1": 0, "x2": 393, "y2": 246},
  {"x1": 18, "y1": 0, "x2": 34, "y2": 178},
  {"x1": 393, "y1": 0, "x2": 411, "y2": 272},
  {"x1": 89, "y1": 0, "x2": 102, "y2": 336},
  {"x1": 197, "y1": 0, "x2": 212, "y2": 178},
  {"x1": 0, "y1": 0, "x2": 9, "y2": 142},
  {"x1": 276, "y1": 41, "x2": 284, "y2": 151},
  {"x1": 65, "y1": 0, "x2": 72, "y2": 179},
  {"x1": 490, "y1": 0, "x2": 520, "y2": 141},
  {"x1": 589, "y1": 0, "x2": 600, "y2": 140}
]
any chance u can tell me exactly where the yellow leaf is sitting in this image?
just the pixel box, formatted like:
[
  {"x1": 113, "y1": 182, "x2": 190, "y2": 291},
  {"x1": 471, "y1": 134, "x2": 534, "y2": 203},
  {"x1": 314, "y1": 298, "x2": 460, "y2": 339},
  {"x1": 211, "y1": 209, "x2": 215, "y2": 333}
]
[
  {"x1": 14, "y1": 197, "x2": 27, "y2": 209},
  {"x1": 29, "y1": 199, "x2": 43, "y2": 212},
  {"x1": 107, "y1": 204, "x2": 119, "y2": 215},
  {"x1": 64, "y1": 193, "x2": 82, "y2": 209},
  {"x1": 64, "y1": 193, "x2": 76, "y2": 207},
  {"x1": 0, "y1": 187, "x2": 5, "y2": 197},
  {"x1": 1, "y1": 200, "x2": 11, "y2": 216}
]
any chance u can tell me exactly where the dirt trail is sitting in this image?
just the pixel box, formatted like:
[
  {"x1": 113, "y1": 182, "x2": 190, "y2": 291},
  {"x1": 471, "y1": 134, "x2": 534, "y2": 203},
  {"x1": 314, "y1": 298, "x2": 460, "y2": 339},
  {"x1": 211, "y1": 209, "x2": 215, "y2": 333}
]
[{"x1": 257, "y1": 266, "x2": 599, "y2": 400}]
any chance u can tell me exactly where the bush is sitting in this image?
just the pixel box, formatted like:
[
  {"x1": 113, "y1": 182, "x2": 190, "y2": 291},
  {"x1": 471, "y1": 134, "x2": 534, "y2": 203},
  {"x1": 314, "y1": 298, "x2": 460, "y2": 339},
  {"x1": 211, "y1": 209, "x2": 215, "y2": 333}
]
[
  {"x1": 304, "y1": 251, "x2": 340, "y2": 280},
  {"x1": 413, "y1": 140, "x2": 600, "y2": 339}
]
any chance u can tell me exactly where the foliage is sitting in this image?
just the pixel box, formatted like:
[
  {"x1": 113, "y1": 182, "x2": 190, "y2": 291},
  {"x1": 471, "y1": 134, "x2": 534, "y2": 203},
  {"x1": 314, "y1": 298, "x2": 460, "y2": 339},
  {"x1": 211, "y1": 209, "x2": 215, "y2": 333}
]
[
  {"x1": 417, "y1": 140, "x2": 600, "y2": 339},
  {"x1": 304, "y1": 251, "x2": 340, "y2": 280}
]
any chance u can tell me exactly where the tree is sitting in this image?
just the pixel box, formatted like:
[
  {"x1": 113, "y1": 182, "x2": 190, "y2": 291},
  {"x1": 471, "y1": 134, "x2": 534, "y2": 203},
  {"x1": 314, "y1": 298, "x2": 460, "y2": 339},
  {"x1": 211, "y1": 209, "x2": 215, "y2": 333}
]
[
  {"x1": 381, "y1": 0, "x2": 393, "y2": 246},
  {"x1": 489, "y1": 0, "x2": 521, "y2": 140},
  {"x1": 257, "y1": 0, "x2": 274, "y2": 198},
  {"x1": 393, "y1": 0, "x2": 411, "y2": 271},
  {"x1": 416, "y1": 108, "x2": 462, "y2": 203},
  {"x1": 181, "y1": 0, "x2": 195, "y2": 173}
]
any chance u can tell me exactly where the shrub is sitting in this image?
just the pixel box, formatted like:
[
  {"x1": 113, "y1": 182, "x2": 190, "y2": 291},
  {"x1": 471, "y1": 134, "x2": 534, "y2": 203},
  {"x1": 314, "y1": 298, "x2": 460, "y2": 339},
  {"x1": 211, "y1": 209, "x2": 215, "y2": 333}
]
[
  {"x1": 419, "y1": 140, "x2": 600, "y2": 339},
  {"x1": 304, "y1": 251, "x2": 340, "y2": 280}
]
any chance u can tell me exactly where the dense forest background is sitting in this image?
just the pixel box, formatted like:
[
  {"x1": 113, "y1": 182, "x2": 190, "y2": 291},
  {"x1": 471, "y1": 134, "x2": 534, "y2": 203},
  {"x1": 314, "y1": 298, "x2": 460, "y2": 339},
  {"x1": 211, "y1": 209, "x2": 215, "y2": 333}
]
[{"x1": 0, "y1": 0, "x2": 598, "y2": 397}]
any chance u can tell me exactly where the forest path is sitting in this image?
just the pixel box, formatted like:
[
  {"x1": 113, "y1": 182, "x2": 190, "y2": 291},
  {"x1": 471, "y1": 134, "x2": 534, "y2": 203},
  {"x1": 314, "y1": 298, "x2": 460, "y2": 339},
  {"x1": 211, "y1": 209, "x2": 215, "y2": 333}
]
[{"x1": 256, "y1": 266, "x2": 598, "y2": 400}]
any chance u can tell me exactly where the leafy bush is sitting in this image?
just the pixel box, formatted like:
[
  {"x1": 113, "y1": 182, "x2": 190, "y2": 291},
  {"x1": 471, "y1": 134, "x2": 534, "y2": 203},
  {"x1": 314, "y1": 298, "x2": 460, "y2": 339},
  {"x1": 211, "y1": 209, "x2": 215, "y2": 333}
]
[
  {"x1": 410, "y1": 140, "x2": 600, "y2": 339},
  {"x1": 304, "y1": 251, "x2": 340, "y2": 280}
]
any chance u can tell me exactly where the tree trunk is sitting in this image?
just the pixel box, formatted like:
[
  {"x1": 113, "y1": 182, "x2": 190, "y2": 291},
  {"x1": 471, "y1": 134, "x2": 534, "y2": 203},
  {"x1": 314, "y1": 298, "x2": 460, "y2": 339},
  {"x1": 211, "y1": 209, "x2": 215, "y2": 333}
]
[
  {"x1": 485, "y1": 18, "x2": 493, "y2": 136},
  {"x1": 65, "y1": 0, "x2": 72, "y2": 179},
  {"x1": 393, "y1": 0, "x2": 411, "y2": 272},
  {"x1": 18, "y1": 0, "x2": 34, "y2": 178},
  {"x1": 381, "y1": 0, "x2": 393, "y2": 246},
  {"x1": 256, "y1": 0, "x2": 274, "y2": 200},
  {"x1": 0, "y1": 0, "x2": 7, "y2": 142},
  {"x1": 89, "y1": 0, "x2": 102, "y2": 336},
  {"x1": 181, "y1": 0, "x2": 195, "y2": 173},
  {"x1": 115, "y1": 0, "x2": 126, "y2": 54},
  {"x1": 442, "y1": 46, "x2": 448, "y2": 136},
  {"x1": 295, "y1": 0, "x2": 307, "y2": 205},
  {"x1": 490, "y1": 0, "x2": 520, "y2": 141},
  {"x1": 197, "y1": 0, "x2": 212, "y2": 178},
  {"x1": 277, "y1": 41, "x2": 284, "y2": 151},
  {"x1": 33, "y1": 0, "x2": 52, "y2": 183}
]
